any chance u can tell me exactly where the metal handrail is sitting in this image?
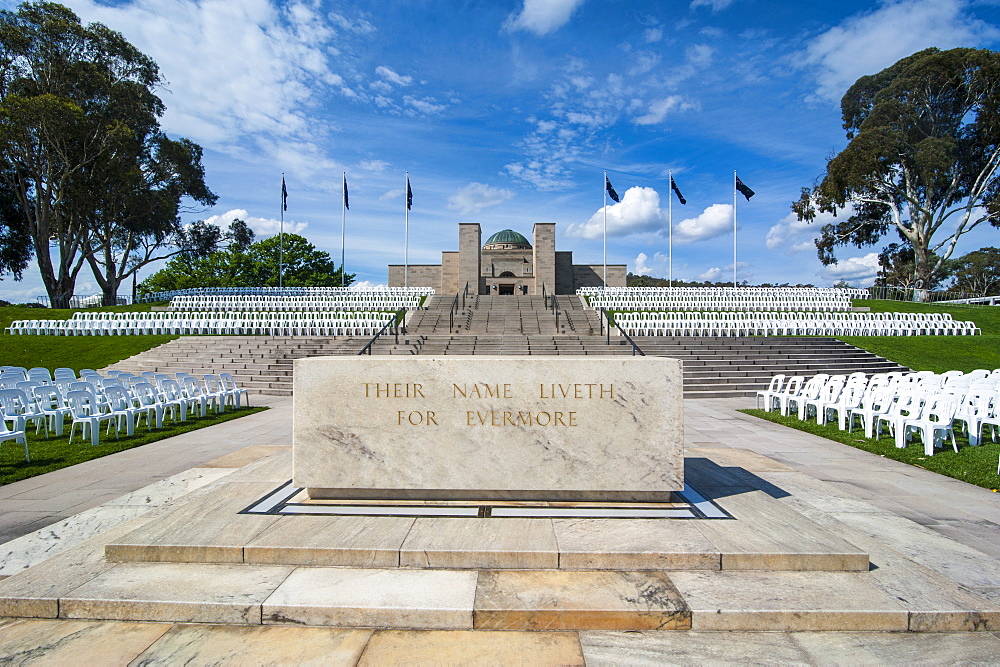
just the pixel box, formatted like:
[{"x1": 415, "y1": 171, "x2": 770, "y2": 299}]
[
  {"x1": 358, "y1": 308, "x2": 406, "y2": 355},
  {"x1": 601, "y1": 307, "x2": 645, "y2": 356}
]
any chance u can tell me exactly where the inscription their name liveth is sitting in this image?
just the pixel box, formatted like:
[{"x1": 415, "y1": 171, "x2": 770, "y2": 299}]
[{"x1": 293, "y1": 356, "x2": 684, "y2": 501}]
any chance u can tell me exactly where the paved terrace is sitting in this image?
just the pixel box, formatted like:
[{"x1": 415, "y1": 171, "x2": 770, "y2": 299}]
[{"x1": 0, "y1": 395, "x2": 998, "y2": 663}]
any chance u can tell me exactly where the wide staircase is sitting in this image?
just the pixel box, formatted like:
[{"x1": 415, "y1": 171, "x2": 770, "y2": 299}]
[{"x1": 105, "y1": 293, "x2": 909, "y2": 398}]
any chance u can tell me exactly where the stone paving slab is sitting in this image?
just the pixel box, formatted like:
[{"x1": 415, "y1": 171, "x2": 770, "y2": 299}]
[{"x1": 473, "y1": 569, "x2": 691, "y2": 631}]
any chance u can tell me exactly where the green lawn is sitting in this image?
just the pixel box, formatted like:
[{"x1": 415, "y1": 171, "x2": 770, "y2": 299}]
[
  {"x1": 838, "y1": 299, "x2": 1000, "y2": 373},
  {"x1": 1, "y1": 303, "x2": 177, "y2": 371},
  {"x1": 741, "y1": 408, "x2": 1000, "y2": 491},
  {"x1": 1, "y1": 405, "x2": 266, "y2": 486}
]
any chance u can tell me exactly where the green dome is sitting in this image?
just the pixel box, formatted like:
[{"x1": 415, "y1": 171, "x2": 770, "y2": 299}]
[{"x1": 484, "y1": 229, "x2": 531, "y2": 248}]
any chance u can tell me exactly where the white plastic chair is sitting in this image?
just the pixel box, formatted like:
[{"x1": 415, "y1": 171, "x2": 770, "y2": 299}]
[
  {"x1": 876, "y1": 394, "x2": 924, "y2": 443},
  {"x1": 847, "y1": 388, "x2": 893, "y2": 438},
  {"x1": 0, "y1": 388, "x2": 50, "y2": 437},
  {"x1": 67, "y1": 389, "x2": 119, "y2": 447},
  {"x1": 900, "y1": 397, "x2": 958, "y2": 455},
  {"x1": 0, "y1": 417, "x2": 29, "y2": 461},
  {"x1": 755, "y1": 374, "x2": 785, "y2": 410},
  {"x1": 219, "y1": 372, "x2": 250, "y2": 408}
]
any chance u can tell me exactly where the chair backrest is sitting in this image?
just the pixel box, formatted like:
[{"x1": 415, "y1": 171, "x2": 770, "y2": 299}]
[
  {"x1": 765, "y1": 374, "x2": 785, "y2": 394},
  {"x1": 0, "y1": 388, "x2": 27, "y2": 414},
  {"x1": 102, "y1": 385, "x2": 131, "y2": 410},
  {"x1": 131, "y1": 382, "x2": 159, "y2": 407},
  {"x1": 53, "y1": 368, "x2": 77, "y2": 380},
  {"x1": 66, "y1": 389, "x2": 98, "y2": 418},
  {"x1": 180, "y1": 376, "x2": 204, "y2": 397},
  {"x1": 926, "y1": 398, "x2": 958, "y2": 423},
  {"x1": 160, "y1": 379, "x2": 183, "y2": 401},
  {"x1": 841, "y1": 382, "x2": 866, "y2": 407},
  {"x1": 818, "y1": 377, "x2": 845, "y2": 402},
  {"x1": 32, "y1": 385, "x2": 65, "y2": 410}
]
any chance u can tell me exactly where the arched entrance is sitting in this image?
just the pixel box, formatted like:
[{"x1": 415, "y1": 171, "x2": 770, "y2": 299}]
[{"x1": 498, "y1": 271, "x2": 516, "y2": 295}]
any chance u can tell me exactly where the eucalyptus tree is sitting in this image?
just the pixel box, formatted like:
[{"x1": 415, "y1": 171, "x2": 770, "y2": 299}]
[
  {"x1": 0, "y1": 2, "x2": 215, "y2": 307},
  {"x1": 793, "y1": 48, "x2": 1000, "y2": 297}
]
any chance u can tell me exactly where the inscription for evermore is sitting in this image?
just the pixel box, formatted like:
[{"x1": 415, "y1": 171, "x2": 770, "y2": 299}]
[{"x1": 293, "y1": 356, "x2": 683, "y2": 501}]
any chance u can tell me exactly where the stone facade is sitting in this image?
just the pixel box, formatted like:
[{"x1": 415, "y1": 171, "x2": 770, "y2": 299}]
[{"x1": 388, "y1": 223, "x2": 626, "y2": 295}]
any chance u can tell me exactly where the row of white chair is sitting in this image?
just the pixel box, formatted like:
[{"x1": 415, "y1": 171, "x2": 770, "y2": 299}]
[
  {"x1": 5, "y1": 311, "x2": 398, "y2": 336},
  {"x1": 757, "y1": 370, "x2": 1000, "y2": 471},
  {"x1": 143, "y1": 286, "x2": 434, "y2": 302},
  {"x1": 0, "y1": 369, "x2": 250, "y2": 459},
  {"x1": 169, "y1": 295, "x2": 422, "y2": 312},
  {"x1": 615, "y1": 311, "x2": 980, "y2": 336}
]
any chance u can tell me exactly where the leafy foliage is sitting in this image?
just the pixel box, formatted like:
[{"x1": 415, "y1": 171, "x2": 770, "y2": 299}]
[
  {"x1": 138, "y1": 225, "x2": 354, "y2": 293},
  {"x1": 950, "y1": 246, "x2": 1000, "y2": 296},
  {"x1": 794, "y1": 48, "x2": 1000, "y2": 294},
  {"x1": 0, "y1": 2, "x2": 216, "y2": 307}
]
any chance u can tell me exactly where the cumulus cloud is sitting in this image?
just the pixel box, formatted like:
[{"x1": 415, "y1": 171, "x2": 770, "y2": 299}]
[
  {"x1": 447, "y1": 183, "x2": 516, "y2": 216},
  {"x1": 634, "y1": 95, "x2": 697, "y2": 125},
  {"x1": 696, "y1": 262, "x2": 751, "y2": 282},
  {"x1": 818, "y1": 252, "x2": 881, "y2": 283},
  {"x1": 633, "y1": 251, "x2": 670, "y2": 277},
  {"x1": 673, "y1": 203, "x2": 734, "y2": 244},
  {"x1": 800, "y1": 0, "x2": 1000, "y2": 103},
  {"x1": 565, "y1": 187, "x2": 668, "y2": 239},
  {"x1": 202, "y1": 208, "x2": 307, "y2": 237},
  {"x1": 504, "y1": 0, "x2": 586, "y2": 36},
  {"x1": 765, "y1": 204, "x2": 854, "y2": 255},
  {"x1": 348, "y1": 280, "x2": 388, "y2": 290}
]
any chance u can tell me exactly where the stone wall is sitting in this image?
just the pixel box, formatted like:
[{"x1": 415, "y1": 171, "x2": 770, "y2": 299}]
[
  {"x1": 574, "y1": 264, "x2": 627, "y2": 288},
  {"x1": 532, "y1": 223, "x2": 556, "y2": 296},
  {"x1": 388, "y1": 264, "x2": 441, "y2": 289}
]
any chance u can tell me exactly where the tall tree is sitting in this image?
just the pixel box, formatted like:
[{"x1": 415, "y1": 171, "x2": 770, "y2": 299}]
[
  {"x1": 0, "y1": 2, "x2": 216, "y2": 307},
  {"x1": 793, "y1": 48, "x2": 1000, "y2": 297},
  {"x1": 83, "y1": 135, "x2": 217, "y2": 305},
  {"x1": 873, "y1": 242, "x2": 951, "y2": 290},
  {"x1": 951, "y1": 246, "x2": 1000, "y2": 296}
]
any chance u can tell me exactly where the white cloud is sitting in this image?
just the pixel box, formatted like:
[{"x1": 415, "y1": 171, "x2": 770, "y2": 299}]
[
  {"x1": 375, "y1": 65, "x2": 413, "y2": 87},
  {"x1": 447, "y1": 183, "x2": 516, "y2": 216},
  {"x1": 359, "y1": 160, "x2": 389, "y2": 173},
  {"x1": 696, "y1": 262, "x2": 750, "y2": 282},
  {"x1": 800, "y1": 0, "x2": 1000, "y2": 103},
  {"x1": 696, "y1": 266, "x2": 723, "y2": 281},
  {"x1": 819, "y1": 252, "x2": 881, "y2": 283},
  {"x1": 633, "y1": 251, "x2": 670, "y2": 276},
  {"x1": 765, "y1": 204, "x2": 854, "y2": 254},
  {"x1": 673, "y1": 203, "x2": 734, "y2": 244},
  {"x1": 566, "y1": 187, "x2": 668, "y2": 239},
  {"x1": 202, "y1": 208, "x2": 307, "y2": 237},
  {"x1": 644, "y1": 27, "x2": 663, "y2": 43},
  {"x1": 504, "y1": 0, "x2": 586, "y2": 36},
  {"x1": 634, "y1": 95, "x2": 697, "y2": 125},
  {"x1": 690, "y1": 0, "x2": 736, "y2": 10}
]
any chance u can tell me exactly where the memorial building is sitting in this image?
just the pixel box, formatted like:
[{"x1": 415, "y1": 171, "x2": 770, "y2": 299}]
[{"x1": 388, "y1": 222, "x2": 626, "y2": 295}]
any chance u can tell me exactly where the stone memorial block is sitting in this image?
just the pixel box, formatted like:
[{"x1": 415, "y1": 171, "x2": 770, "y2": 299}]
[{"x1": 293, "y1": 356, "x2": 683, "y2": 501}]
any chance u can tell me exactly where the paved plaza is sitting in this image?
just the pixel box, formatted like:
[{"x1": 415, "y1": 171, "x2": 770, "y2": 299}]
[{"x1": 1, "y1": 395, "x2": 999, "y2": 663}]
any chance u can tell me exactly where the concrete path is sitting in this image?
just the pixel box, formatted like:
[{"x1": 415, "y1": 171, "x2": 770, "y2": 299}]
[{"x1": 2, "y1": 396, "x2": 1000, "y2": 663}]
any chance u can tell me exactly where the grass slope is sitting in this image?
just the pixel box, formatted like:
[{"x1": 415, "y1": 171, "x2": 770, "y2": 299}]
[
  {"x1": 839, "y1": 300, "x2": 1000, "y2": 373},
  {"x1": 0, "y1": 303, "x2": 177, "y2": 371},
  {"x1": 742, "y1": 408, "x2": 1000, "y2": 491}
]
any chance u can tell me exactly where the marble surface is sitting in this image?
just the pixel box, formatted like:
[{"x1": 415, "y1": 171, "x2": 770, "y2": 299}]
[
  {"x1": 60, "y1": 562, "x2": 294, "y2": 624},
  {"x1": 0, "y1": 619, "x2": 170, "y2": 665},
  {"x1": 669, "y1": 570, "x2": 909, "y2": 631},
  {"x1": 245, "y1": 515, "x2": 415, "y2": 567},
  {"x1": 0, "y1": 517, "x2": 156, "y2": 619},
  {"x1": 553, "y1": 519, "x2": 720, "y2": 570},
  {"x1": 262, "y1": 567, "x2": 479, "y2": 629},
  {"x1": 131, "y1": 624, "x2": 372, "y2": 665},
  {"x1": 105, "y1": 482, "x2": 281, "y2": 564},
  {"x1": 579, "y1": 630, "x2": 811, "y2": 665},
  {"x1": 399, "y1": 517, "x2": 559, "y2": 569},
  {"x1": 473, "y1": 569, "x2": 691, "y2": 631},
  {"x1": 357, "y1": 630, "x2": 585, "y2": 666},
  {"x1": 294, "y1": 356, "x2": 684, "y2": 499}
]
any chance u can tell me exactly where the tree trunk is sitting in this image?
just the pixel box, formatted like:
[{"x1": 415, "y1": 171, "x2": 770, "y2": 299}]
[{"x1": 911, "y1": 245, "x2": 932, "y2": 302}]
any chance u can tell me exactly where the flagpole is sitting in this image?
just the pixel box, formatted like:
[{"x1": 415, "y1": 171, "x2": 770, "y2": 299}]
[
  {"x1": 668, "y1": 170, "x2": 673, "y2": 288},
  {"x1": 404, "y1": 171, "x2": 409, "y2": 289},
  {"x1": 733, "y1": 170, "x2": 738, "y2": 288},
  {"x1": 603, "y1": 170, "x2": 607, "y2": 289},
  {"x1": 279, "y1": 172, "x2": 284, "y2": 289},
  {"x1": 341, "y1": 172, "x2": 347, "y2": 288}
]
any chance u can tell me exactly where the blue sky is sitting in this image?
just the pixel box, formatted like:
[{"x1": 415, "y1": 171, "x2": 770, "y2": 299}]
[{"x1": 3, "y1": 0, "x2": 1000, "y2": 300}]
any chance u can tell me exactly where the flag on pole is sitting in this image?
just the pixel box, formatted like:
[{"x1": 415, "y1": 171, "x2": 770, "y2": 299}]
[
  {"x1": 406, "y1": 177, "x2": 413, "y2": 210},
  {"x1": 670, "y1": 176, "x2": 686, "y2": 205},
  {"x1": 281, "y1": 177, "x2": 288, "y2": 211},
  {"x1": 735, "y1": 175, "x2": 755, "y2": 201},
  {"x1": 343, "y1": 175, "x2": 349, "y2": 210},
  {"x1": 605, "y1": 176, "x2": 620, "y2": 203}
]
